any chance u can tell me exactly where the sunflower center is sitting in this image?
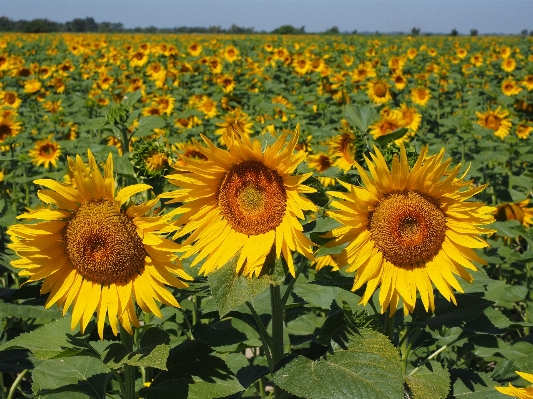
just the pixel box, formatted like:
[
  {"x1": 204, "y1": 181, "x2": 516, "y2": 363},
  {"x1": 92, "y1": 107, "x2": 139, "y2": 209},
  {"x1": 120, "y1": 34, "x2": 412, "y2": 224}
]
[
  {"x1": 63, "y1": 199, "x2": 147, "y2": 284},
  {"x1": 486, "y1": 115, "x2": 500, "y2": 130},
  {"x1": 369, "y1": 190, "x2": 447, "y2": 266},
  {"x1": 218, "y1": 160, "x2": 286, "y2": 235},
  {"x1": 374, "y1": 83, "x2": 387, "y2": 97}
]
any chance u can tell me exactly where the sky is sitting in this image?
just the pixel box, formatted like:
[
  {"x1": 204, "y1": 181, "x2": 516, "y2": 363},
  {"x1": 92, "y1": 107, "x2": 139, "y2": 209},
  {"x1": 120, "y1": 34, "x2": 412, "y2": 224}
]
[{"x1": 1, "y1": 0, "x2": 532, "y2": 34}]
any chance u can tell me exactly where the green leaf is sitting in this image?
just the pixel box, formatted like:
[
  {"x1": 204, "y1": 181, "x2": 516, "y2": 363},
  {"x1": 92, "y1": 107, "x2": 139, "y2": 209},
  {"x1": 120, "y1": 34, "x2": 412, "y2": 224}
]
[
  {"x1": 134, "y1": 115, "x2": 166, "y2": 138},
  {"x1": 80, "y1": 117, "x2": 107, "y2": 131},
  {"x1": 208, "y1": 254, "x2": 283, "y2": 318},
  {"x1": 112, "y1": 154, "x2": 135, "y2": 177},
  {"x1": 309, "y1": 216, "x2": 343, "y2": 233},
  {"x1": 0, "y1": 349, "x2": 36, "y2": 372},
  {"x1": 405, "y1": 361, "x2": 450, "y2": 399},
  {"x1": 345, "y1": 104, "x2": 378, "y2": 133},
  {"x1": 448, "y1": 369, "x2": 507, "y2": 398},
  {"x1": 489, "y1": 221, "x2": 523, "y2": 238},
  {"x1": 32, "y1": 356, "x2": 109, "y2": 399},
  {"x1": 0, "y1": 302, "x2": 61, "y2": 319},
  {"x1": 273, "y1": 328, "x2": 403, "y2": 399},
  {"x1": 139, "y1": 377, "x2": 245, "y2": 399},
  {"x1": 105, "y1": 328, "x2": 170, "y2": 370},
  {"x1": 411, "y1": 294, "x2": 493, "y2": 329},
  {"x1": 0, "y1": 317, "x2": 85, "y2": 359},
  {"x1": 374, "y1": 127, "x2": 409, "y2": 148},
  {"x1": 121, "y1": 89, "x2": 143, "y2": 108},
  {"x1": 293, "y1": 282, "x2": 339, "y2": 310}
]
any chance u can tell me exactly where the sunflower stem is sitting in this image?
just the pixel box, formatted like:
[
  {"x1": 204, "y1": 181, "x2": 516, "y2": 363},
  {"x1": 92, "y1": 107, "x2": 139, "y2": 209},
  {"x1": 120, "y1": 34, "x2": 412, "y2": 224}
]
[
  {"x1": 7, "y1": 369, "x2": 27, "y2": 399},
  {"x1": 120, "y1": 327, "x2": 136, "y2": 399},
  {"x1": 270, "y1": 284, "x2": 285, "y2": 399},
  {"x1": 245, "y1": 301, "x2": 274, "y2": 371}
]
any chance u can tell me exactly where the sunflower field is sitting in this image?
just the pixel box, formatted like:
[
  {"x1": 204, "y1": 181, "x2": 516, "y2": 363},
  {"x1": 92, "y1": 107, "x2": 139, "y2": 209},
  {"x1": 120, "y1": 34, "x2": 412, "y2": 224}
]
[{"x1": 0, "y1": 32, "x2": 533, "y2": 399}]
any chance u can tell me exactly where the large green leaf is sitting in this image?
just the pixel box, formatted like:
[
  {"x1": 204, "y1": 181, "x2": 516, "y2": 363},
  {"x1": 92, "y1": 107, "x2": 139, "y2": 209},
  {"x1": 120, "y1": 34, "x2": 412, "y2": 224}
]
[
  {"x1": 406, "y1": 361, "x2": 450, "y2": 399},
  {"x1": 411, "y1": 294, "x2": 493, "y2": 329},
  {"x1": 273, "y1": 328, "x2": 403, "y2": 399},
  {"x1": 0, "y1": 302, "x2": 61, "y2": 319},
  {"x1": 102, "y1": 328, "x2": 170, "y2": 370},
  {"x1": 0, "y1": 317, "x2": 85, "y2": 359},
  {"x1": 448, "y1": 369, "x2": 507, "y2": 398},
  {"x1": 344, "y1": 104, "x2": 378, "y2": 133},
  {"x1": 139, "y1": 376, "x2": 245, "y2": 399},
  {"x1": 32, "y1": 356, "x2": 109, "y2": 399},
  {"x1": 208, "y1": 254, "x2": 284, "y2": 317},
  {"x1": 293, "y1": 281, "x2": 339, "y2": 310}
]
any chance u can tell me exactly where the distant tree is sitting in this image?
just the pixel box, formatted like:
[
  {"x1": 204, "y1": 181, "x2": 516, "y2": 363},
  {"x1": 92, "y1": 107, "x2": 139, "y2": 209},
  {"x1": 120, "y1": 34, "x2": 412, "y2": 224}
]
[
  {"x1": 66, "y1": 17, "x2": 98, "y2": 32},
  {"x1": 228, "y1": 23, "x2": 254, "y2": 34},
  {"x1": 450, "y1": 28, "x2": 458, "y2": 36},
  {"x1": 325, "y1": 26, "x2": 340, "y2": 34},
  {"x1": 98, "y1": 22, "x2": 124, "y2": 32},
  {"x1": 351, "y1": 29, "x2": 357, "y2": 34},
  {"x1": 272, "y1": 25, "x2": 304, "y2": 34},
  {"x1": 411, "y1": 27, "x2": 420, "y2": 36},
  {"x1": 470, "y1": 29, "x2": 478, "y2": 36},
  {"x1": 208, "y1": 25, "x2": 223, "y2": 33},
  {"x1": 24, "y1": 18, "x2": 61, "y2": 33},
  {"x1": 521, "y1": 29, "x2": 528, "y2": 35}
]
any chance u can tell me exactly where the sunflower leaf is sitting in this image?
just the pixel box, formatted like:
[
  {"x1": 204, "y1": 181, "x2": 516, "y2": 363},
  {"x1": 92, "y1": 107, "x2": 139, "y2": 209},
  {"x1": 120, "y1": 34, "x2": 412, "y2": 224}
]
[
  {"x1": 31, "y1": 355, "x2": 110, "y2": 399},
  {"x1": 374, "y1": 127, "x2": 409, "y2": 148},
  {"x1": 0, "y1": 317, "x2": 86, "y2": 360},
  {"x1": 405, "y1": 361, "x2": 450, "y2": 399},
  {"x1": 272, "y1": 328, "x2": 403, "y2": 399},
  {"x1": 0, "y1": 302, "x2": 61, "y2": 319},
  {"x1": 448, "y1": 369, "x2": 507, "y2": 398},
  {"x1": 344, "y1": 104, "x2": 378, "y2": 134},
  {"x1": 208, "y1": 254, "x2": 283, "y2": 318}
]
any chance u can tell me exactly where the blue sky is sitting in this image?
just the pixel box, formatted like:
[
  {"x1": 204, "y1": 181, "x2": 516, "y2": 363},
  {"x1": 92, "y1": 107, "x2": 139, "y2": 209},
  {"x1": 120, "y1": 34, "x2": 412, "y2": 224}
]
[{"x1": 1, "y1": 0, "x2": 531, "y2": 34}]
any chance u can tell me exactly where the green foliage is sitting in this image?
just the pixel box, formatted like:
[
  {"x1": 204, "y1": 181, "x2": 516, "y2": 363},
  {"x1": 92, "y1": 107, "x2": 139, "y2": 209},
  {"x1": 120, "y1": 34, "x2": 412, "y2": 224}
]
[{"x1": 405, "y1": 361, "x2": 450, "y2": 399}]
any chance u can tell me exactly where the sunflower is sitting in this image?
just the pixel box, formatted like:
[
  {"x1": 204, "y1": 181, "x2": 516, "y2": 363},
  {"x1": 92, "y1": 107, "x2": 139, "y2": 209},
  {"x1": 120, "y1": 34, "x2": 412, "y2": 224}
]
[
  {"x1": 496, "y1": 199, "x2": 533, "y2": 228},
  {"x1": 7, "y1": 150, "x2": 192, "y2": 339},
  {"x1": 328, "y1": 129, "x2": 356, "y2": 172},
  {"x1": 410, "y1": 87, "x2": 431, "y2": 107},
  {"x1": 29, "y1": 136, "x2": 61, "y2": 168},
  {"x1": 308, "y1": 153, "x2": 336, "y2": 187},
  {"x1": 0, "y1": 116, "x2": 22, "y2": 143},
  {"x1": 495, "y1": 371, "x2": 533, "y2": 398},
  {"x1": 367, "y1": 79, "x2": 392, "y2": 104},
  {"x1": 23, "y1": 79, "x2": 42, "y2": 94},
  {"x1": 502, "y1": 57, "x2": 517, "y2": 73},
  {"x1": 215, "y1": 109, "x2": 254, "y2": 145},
  {"x1": 522, "y1": 75, "x2": 533, "y2": 91},
  {"x1": 196, "y1": 96, "x2": 217, "y2": 119},
  {"x1": 501, "y1": 78, "x2": 522, "y2": 96},
  {"x1": 398, "y1": 103, "x2": 422, "y2": 135},
  {"x1": 163, "y1": 126, "x2": 317, "y2": 278},
  {"x1": 0, "y1": 90, "x2": 22, "y2": 109},
  {"x1": 369, "y1": 111, "x2": 406, "y2": 143},
  {"x1": 325, "y1": 144, "x2": 494, "y2": 314},
  {"x1": 391, "y1": 73, "x2": 407, "y2": 90},
  {"x1": 476, "y1": 107, "x2": 512, "y2": 139},
  {"x1": 224, "y1": 45, "x2": 239, "y2": 63},
  {"x1": 187, "y1": 42, "x2": 202, "y2": 57},
  {"x1": 516, "y1": 123, "x2": 532, "y2": 139}
]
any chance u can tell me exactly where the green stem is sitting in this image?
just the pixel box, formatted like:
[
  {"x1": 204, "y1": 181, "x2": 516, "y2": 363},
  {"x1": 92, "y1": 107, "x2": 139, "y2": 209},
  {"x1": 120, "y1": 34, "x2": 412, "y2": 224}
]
[
  {"x1": 270, "y1": 284, "x2": 284, "y2": 399},
  {"x1": 0, "y1": 372, "x2": 5, "y2": 399},
  {"x1": 7, "y1": 369, "x2": 27, "y2": 399},
  {"x1": 120, "y1": 326, "x2": 136, "y2": 399},
  {"x1": 408, "y1": 334, "x2": 468, "y2": 376},
  {"x1": 245, "y1": 301, "x2": 274, "y2": 371},
  {"x1": 281, "y1": 261, "x2": 306, "y2": 307}
]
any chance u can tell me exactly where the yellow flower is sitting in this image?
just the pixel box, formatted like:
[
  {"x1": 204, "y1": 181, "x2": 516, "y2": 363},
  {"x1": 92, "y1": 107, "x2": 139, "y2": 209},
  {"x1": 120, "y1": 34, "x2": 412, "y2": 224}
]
[
  {"x1": 23, "y1": 79, "x2": 42, "y2": 94},
  {"x1": 326, "y1": 144, "x2": 494, "y2": 314},
  {"x1": 0, "y1": 116, "x2": 22, "y2": 143},
  {"x1": 0, "y1": 90, "x2": 22, "y2": 109},
  {"x1": 163, "y1": 126, "x2": 317, "y2": 278},
  {"x1": 516, "y1": 123, "x2": 532, "y2": 139},
  {"x1": 502, "y1": 78, "x2": 522, "y2": 96},
  {"x1": 7, "y1": 150, "x2": 192, "y2": 339},
  {"x1": 410, "y1": 87, "x2": 431, "y2": 107},
  {"x1": 308, "y1": 153, "x2": 336, "y2": 187},
  {"x1": 476, "y1": 107, "x2": 512, "y2": 139},
  {"x1": 28, "y1": 136, "x2": 61, "y2": 168},
  {"x1": 187, "y1": 42, "x2": 202, "y2": 57},
  {"x1": 496, "y1": 199, "x2": 533, "y2": 228},
  {"x1": 502, "y1": 57, "x2": 517, "y2": 73},
  {"x1": 398, "y1": 103, "x2": 422, "y2": 135},
  {"x1": 370, "y1": 110, "x2": 405, "y2": 143},
  {"x1": 522, "y1": 75, "x2": 533, "y2": 91},
  {"x1": 215, "y1": 109, "x2": 254, "y2": 145},
  {"x1": 495, "y1": 371, "x2": 533, "y2": 398},
  {"x1": 367, "y1": 79, "x2": 391, "y2": 104},
  {"x1": 223, "y1": 45, "x2": 239, "y2": 62}
]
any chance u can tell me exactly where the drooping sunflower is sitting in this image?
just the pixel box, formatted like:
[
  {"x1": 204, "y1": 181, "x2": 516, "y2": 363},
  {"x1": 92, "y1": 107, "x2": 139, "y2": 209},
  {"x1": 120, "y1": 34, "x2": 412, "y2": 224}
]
[
  {"x1": 476, "y1": 107, "x2": 512, "y2": 139},
  {"x1": 308, "y1": 153, "x2": 336, "y2": 187},
  {"x1": 215, "y1": 109, "x2": 254, "y2": 145},
  {"x1": 496, "y1": 199, "x2": 533, "y2": 228},
  {"x1": 28, "y1": 136, "x2": 61, "y2": 168},
  {"x1": 325, "y1": 144, "x2": 494, "y2": 314},
  {"x1": 163, "y1": 126, "x2": 317, "y2": 278},
  {"x1": 369, "y1": 110, "x2": 406, "y2": 143},
  {"x1": 495, "y1": 371, "x2": 533, "y2": 398},
  {"x1": 7, "y1": 150, "x2": 192, "y2": 339}
]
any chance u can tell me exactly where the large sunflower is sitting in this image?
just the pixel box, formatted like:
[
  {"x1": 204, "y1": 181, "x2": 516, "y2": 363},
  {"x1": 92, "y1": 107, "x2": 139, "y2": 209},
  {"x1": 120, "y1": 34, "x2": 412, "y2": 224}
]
[
  {"x1": 8, "y1": 150, "x2": 192, "y2": 339},
  {"x1": 163, "y1": 126, "x2": 317, "y2": 278},
  {"x1": 325, "y1": 145, "x2": 494, "y2": 314},
  {"x1": 496, "y1": 371, "x2": 533, "y2": 398}
]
